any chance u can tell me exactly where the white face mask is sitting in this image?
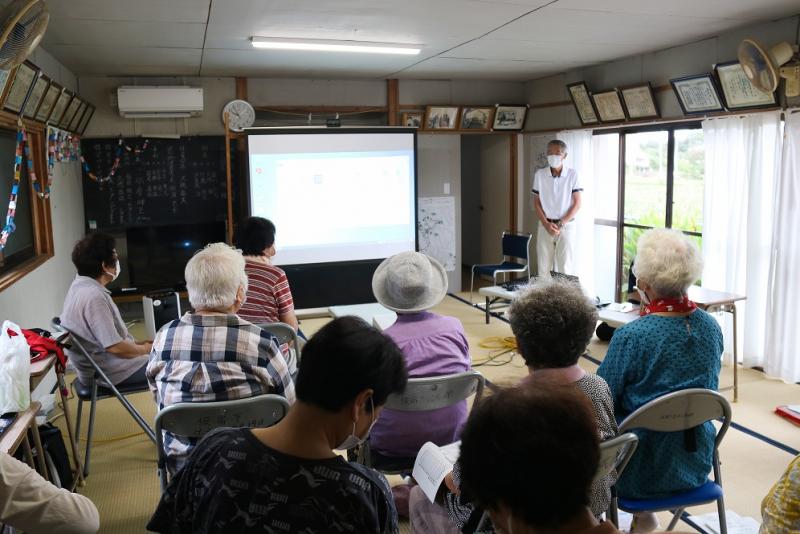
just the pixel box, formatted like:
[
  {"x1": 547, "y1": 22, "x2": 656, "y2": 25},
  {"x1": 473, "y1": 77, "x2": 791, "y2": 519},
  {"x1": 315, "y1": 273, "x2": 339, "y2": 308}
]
[
  {"x1": 335, "y1": 397, "x2": 377, "y2": 451},
  {"x1": 547, "y1": 154, "x2": 563, "y2": 168},
  {"x1": 104, "y1": 259, "x2": 121, "y2": 282},
  {"x1": 635, "y1": 284, "x2": 650, "y2": 305}
]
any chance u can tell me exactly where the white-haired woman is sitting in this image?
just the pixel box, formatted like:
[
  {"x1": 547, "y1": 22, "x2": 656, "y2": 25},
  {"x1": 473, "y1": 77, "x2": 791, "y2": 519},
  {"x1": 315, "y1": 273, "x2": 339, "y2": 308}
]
[
  {"x1": 597, "y1": 228, "x2": 722, "y2": 533},
  {"x1": 146, "y1": 243, "x2": 295, "y2": 476}
]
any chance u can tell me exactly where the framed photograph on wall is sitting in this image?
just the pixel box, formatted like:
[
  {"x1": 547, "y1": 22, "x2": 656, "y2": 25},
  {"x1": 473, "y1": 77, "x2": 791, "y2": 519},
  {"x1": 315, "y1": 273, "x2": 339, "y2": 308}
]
[
  {"x1": 619, "y1": 83, "x2": 660, "y2": 120},
  {"x1": 35, "y1": 81, "x2": 62, "y2": 122},
  {"x1": 424, "y1": 106, "x2": 459, "y2": 130},
  {"x1": 68, "y1": 100, "x2": 87, "y2": 132},
  {"x1": 21, "y1": 72, "x2": 49, "y2": 119},
  {"x1": 459, "y1": 106, "x2": 494, "y2": 130},
  {"x1": 49, "y1": 88, "x2": 72, "y2": 125},
  {"x1": 670, "y1": 74, "x2": 725, "y2": 115},
  {"x1": 566, "y1": 82, "x2": 599, "y2": 125},
  {"x1": 591, "y1": 89, "x2": 626, "y2": 122},
  {"x1": 3, "y1": 61, "x2": 39, "y2": 114},
  {"x1": 714, "y1": 61, "x2": 778, "y2": 110},
  {"x1": 77, "y1": 104, "x2": 95, "y2": 135},
  {"x1": 58, "y1": 91, "x2": 81, "y2": 129},
  {"x1": 0, "y1": 67, "x2": 16, "y2": 108},
  {"x1": 492, "y1": 104, "x2": 528, "y2": 131},
  {"x1": 401, "y1": 111, "x2": 423, "y2": 128}
]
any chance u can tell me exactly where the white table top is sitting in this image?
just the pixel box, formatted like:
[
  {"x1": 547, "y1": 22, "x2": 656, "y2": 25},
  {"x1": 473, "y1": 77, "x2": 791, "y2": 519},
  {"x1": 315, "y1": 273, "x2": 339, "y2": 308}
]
[
  {"x1": 478, "y1": 285, "x2": 518, "y2": 299},
  {"x1": 328, "y1": 303, "x2": 397, "y2": 330}
]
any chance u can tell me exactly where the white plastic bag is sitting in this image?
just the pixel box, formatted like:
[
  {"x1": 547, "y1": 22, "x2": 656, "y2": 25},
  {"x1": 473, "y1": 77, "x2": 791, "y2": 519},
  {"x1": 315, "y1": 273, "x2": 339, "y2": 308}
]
[{"x1": 0, "y1": 320, "x2": 31, "y2": 414}]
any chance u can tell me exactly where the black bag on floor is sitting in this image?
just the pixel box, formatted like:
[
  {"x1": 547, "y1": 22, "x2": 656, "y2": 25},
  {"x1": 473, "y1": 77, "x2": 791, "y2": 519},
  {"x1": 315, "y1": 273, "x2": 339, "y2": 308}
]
[{"x1": 38, "y1": 423, "x2": 74, "y2": 490}]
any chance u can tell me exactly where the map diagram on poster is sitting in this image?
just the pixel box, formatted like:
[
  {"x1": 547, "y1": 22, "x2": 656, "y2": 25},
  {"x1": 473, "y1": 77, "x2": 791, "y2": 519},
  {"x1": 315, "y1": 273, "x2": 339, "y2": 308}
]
[{"x1": 418, "y1": 196, "x2": 456, "y2": 271}]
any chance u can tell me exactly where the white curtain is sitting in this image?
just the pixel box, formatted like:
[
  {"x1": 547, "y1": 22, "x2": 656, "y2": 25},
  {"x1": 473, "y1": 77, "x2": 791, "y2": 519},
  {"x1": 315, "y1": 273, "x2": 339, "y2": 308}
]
[
  {"x1": 557, "y1": 130, "x2": 595, "y2": 298},
  {"x1": 765, "y1": 111, "x2": 800, "y2": 383},
  {"x1": 701, "y1": 111, "x2": 783, "y2": 368}
]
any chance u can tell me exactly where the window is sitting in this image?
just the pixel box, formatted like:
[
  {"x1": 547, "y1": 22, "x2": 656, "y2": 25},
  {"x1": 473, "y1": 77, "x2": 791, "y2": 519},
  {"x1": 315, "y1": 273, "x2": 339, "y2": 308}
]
[
  {"x1": 592, "y1": 123, "x2": 704, "y2": 301},
  {"x1": 0, "y1": 119, "x2": 53, "y2": 290}
]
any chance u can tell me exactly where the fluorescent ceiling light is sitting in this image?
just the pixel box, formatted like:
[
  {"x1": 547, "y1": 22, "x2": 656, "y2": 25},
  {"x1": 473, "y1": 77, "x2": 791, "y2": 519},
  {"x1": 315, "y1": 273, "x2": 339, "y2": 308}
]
[{"x1": 250, "y1": 37, "x2": 420, "y2": 55}]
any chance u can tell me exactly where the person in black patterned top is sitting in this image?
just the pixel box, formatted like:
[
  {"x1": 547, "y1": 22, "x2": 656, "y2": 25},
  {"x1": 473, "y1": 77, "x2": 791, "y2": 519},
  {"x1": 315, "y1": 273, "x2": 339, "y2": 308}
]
[
  {"x1": 147, "y1": 316, "x2": 408, "y2": 534},
  {"x1": 409, "y1": 279, "x2": 617, "y2": 533}
]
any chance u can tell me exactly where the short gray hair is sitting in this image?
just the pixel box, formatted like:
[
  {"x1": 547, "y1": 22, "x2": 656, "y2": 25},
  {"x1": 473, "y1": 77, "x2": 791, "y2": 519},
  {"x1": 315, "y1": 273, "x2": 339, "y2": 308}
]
[
  {"x1": 548, "y1": 139, "x2": 567, "y2": 153},
  {"x1": 633, "y1": 228, "x2": 702, "y2": 297},
  {"x1": 508, "y1": 279, "x2": 597, "y2": 369},
  {"x1": 185, "y1": 242, "x2": 248, "y2": 311}
]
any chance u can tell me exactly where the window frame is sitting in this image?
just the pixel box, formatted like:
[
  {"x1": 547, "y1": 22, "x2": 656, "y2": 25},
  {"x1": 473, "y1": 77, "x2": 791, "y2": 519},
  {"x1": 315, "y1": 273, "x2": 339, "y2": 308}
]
[
  {"x1": 0, "y1": 114, "x2": 54, "y2": 292},
  {"x1": 592, "y1": 121, "x2": 703, "y2": 300}
]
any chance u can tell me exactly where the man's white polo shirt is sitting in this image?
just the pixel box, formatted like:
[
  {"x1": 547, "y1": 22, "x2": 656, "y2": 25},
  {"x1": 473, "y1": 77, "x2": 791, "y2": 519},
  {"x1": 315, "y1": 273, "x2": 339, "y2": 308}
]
[{"x1": 532, "y1": 166, "x2": 582, "y2": 220}]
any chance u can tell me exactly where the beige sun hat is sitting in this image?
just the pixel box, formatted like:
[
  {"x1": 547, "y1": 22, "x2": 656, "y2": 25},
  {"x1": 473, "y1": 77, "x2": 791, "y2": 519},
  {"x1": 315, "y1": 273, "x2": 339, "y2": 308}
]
[{"x1": 372, "y1": 251, "x2": 448, "y2": 313}]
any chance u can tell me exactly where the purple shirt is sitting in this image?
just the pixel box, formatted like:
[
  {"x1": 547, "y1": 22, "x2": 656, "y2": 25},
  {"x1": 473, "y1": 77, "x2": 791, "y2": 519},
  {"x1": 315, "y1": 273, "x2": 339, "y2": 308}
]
[{"x1": 370, "y1": 311, "x2": 471, "y2": 458}]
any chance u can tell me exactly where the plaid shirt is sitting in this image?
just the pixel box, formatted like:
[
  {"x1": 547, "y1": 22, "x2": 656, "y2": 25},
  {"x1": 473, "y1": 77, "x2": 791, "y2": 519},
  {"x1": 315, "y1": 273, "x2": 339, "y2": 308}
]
[{"x1": 146, "y1": 312, "x2": 295, "y2": 476}]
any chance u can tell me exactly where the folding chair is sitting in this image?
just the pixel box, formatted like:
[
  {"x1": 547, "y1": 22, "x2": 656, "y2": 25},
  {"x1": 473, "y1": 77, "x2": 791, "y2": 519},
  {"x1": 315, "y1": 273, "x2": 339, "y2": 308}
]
[
  {"x1": 51, "y1": 317, "x2": 156, "y2": 478},
  {"x1": 596, "y1": 432, "x2": 639, "y2": 526},
  {"x1": 470, "y1": 231, "x2": 532, "y2": 303},
  {"x1": 609, "y1": 389, "x2": 732, "y2": 534},
  {"x1": 257, "y1": 321, "x2": 302, "y2": 371},
  {"x1": 357, "y1": 370, "x2": 485, "y2": 473},
  {"x1": 155, "y1": 394, "x2": 290, "y2": 491}
]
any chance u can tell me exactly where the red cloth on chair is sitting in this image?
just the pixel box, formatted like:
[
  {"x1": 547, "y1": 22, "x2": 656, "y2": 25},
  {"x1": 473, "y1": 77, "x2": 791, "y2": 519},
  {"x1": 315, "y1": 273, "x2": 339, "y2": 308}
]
[{"x1": 22, "y1": 329, "x2": 67, "y2": 370}]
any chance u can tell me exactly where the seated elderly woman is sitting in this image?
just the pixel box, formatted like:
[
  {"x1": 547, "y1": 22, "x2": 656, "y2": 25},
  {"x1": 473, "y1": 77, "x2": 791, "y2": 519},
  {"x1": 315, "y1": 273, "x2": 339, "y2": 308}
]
[
  {"x1": 147, "y1": 316, "x2": 408, "y2": 534},
  {"x1": 235, "y1": 217, "x2": 299, "y2": 364},
  {"x1": 598, "y1": 228, "x2": 722, "y2": 533},
  {"x1": 409, "y1": 279, "x2": 617, "y2": 533},
  {"x1": 459, "y1": 384, "x2": 620, "y2": 534},
  {"x1": 61, "y1": 232, "x2": 152, "y2": 388},
  {"x1": 146, "y1": 242, "x2": 295, "y2": 476},
  {"x1": 368, "y1": 251, "x2": 471, "y2": 462}
]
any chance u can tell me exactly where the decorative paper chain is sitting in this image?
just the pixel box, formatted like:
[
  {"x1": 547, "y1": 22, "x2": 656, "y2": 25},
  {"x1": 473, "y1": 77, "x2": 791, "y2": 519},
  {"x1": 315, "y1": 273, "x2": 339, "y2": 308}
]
[
  {"x1": 80, "y1": 135, "x2": 150, "y2": 183},
  {"x1": 1, "y1": 123, "x2": 36, "y2": 251},
  {"x1": 45, "y1": 127, "x2": 82, "y2": 199}
]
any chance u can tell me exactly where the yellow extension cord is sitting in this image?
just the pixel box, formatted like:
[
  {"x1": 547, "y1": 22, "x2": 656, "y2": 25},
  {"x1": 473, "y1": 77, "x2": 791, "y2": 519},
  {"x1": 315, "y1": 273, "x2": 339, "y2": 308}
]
[{"x1": 473, "y1": 335, "x2": 520, "y2": 367}]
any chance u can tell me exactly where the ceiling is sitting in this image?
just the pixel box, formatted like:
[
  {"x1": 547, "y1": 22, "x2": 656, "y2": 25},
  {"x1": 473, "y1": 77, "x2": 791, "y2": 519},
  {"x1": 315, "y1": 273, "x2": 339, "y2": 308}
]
[{"x1": 34, "y1": 0, "x2": 800, "y2": 81}]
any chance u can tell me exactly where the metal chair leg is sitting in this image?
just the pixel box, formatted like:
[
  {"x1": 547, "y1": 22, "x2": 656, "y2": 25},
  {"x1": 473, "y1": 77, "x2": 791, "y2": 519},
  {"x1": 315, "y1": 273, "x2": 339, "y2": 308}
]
[
  {"x1": 84, "y1": 381, "x2": 99, "y2": 477},
  {"x1": 75, "y1": 398, "x2": 84, "y2": 443},
  {"x1": 470, "y1": 267, "x2": 476, "y2": 304},
  {"x1": 666, "y1": 507, "x2": 685, "y2": 531},
  {"x1": 716, "y1": 496, "x2": 728, "y2": 534}
]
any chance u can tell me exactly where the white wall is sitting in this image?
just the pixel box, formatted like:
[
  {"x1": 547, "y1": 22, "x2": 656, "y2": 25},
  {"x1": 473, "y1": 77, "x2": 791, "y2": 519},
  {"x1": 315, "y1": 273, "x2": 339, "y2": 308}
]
[{"x1": 524, "y1": 16, "x2": 800, "y2": 131}]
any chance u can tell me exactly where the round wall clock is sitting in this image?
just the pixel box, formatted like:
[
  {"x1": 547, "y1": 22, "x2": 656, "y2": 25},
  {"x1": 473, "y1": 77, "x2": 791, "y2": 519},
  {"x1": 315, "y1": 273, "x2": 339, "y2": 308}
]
[{"x1": 222, "y1": 99, "x2": 255, "y2": 131}]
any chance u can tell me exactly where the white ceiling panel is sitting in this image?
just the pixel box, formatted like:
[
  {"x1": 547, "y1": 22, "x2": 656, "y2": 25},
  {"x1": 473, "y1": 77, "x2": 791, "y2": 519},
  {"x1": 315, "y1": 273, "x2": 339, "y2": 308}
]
[
  {"x1": 443, "y1": 39, "x2": 636, "y2": 63},
  {"x1": 556, "y1": 0, "x2": 800, "y2": 21},
  {"x1": 200, "y1": 48, "x2": 419, "y2": 78},
  {"x1": 45, "y1": 0, "x2": 212, "y2": 23},
  {"x1": 398, "y1": 57, "x2": 579, "y2": 81},
  {"x1": 42, "y1": 20, "x2": 206, "y2": 49},
  {"x1": 50, "y1": 46, "x2": 202, "y2": 76}
]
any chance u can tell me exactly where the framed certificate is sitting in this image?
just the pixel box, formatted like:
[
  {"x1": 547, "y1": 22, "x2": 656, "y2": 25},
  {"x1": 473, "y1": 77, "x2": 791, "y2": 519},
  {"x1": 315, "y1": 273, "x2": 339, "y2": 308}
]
[
  {"x1": 0, "y1": 67, "x2": 15, "y2": 108},
  {"x1": 67, "y1": 100, "x2": 87, "y2": 132},
  {"x1": 670, "y1": 74, "x2": 725, "y2": 115},
  {"x1": 566, "y1": 81, "x2": 600, "y2": 125},
  {"x1": 714, "y1": 61, "x2": 777, "y2": 110},
  {"x1": 22, "y1": 72, "x2": 49, "y2": 119},
  {"x1": 4, "y1": 61, "x2": 39, "y2": 114},
  {"x1": 35, "y1": 81, "x2": 62, "y2": 122},
  {"x1": 77, "y1": 104, "x2": 95, "y2": 135},
  {"x1": 59, "y1": 93, "x2": 82, "y2": 129},
  {"x1": 49, "y1": 89, "x2": 73, "y2": 125},
  {"x1": 591, "y1": 89, "x2": 626, "y2": 122},
  {"x1": 619, "y1": 83, "x2": 660, "y2": 120}
]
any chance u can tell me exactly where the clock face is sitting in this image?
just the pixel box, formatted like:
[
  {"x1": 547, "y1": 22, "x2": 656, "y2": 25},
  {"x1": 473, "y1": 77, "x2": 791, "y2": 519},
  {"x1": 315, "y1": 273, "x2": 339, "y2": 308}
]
[{"x1": 222, "y1": 99, "x2": 255, "y2": 131}]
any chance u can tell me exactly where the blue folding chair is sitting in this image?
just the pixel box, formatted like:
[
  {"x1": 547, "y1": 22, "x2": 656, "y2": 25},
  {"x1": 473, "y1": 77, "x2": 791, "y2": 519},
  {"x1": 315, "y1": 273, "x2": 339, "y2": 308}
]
[
  {"x1": 609, "y1": 389, "x2": 731, "y2": 533},
  {"x1": 470, "y1": 231, "x2": 532, "y2": 303}
]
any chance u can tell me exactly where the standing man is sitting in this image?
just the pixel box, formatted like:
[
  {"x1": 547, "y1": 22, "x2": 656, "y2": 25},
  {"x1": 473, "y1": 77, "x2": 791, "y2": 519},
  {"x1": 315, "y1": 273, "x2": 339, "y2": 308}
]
[{"x1": 532, "y1": 139, "x2": 582, "y2": 276}]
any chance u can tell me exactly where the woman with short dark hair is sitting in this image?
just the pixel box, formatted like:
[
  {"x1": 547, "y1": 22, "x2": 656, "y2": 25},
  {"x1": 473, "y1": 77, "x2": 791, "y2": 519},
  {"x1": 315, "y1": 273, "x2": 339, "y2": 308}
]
[
  {"x1": 147, "y1": 316, "x2": 408, "y2": 534},
  {"x1": 235, "y1": 217, "x2": 299, "y2": 362},
  {"x1": 60, "y1": 233, "x2": 151, "y2": 388}
]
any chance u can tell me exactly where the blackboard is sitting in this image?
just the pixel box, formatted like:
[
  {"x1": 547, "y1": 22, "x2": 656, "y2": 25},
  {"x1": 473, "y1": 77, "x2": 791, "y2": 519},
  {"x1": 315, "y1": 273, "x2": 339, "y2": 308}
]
[{"x1": 81, "y1": 136, "x2": 232, "y2": 230}]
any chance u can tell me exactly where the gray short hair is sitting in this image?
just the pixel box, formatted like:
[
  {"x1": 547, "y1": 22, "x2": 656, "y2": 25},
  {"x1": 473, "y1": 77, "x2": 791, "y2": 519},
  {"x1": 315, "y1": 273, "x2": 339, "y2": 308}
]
[
  {"x1": 548, "y1": 139, "x2": 567, "y2": 153},
  {"x1": 633, "y1": 228, "x2": 702, "y2": 297},
  {"x1": 508, "y1": 279, "x2": 598, "y2": 369},
  {"x1": 185, "y1": 242, "x2": 248, "y2": 311}
]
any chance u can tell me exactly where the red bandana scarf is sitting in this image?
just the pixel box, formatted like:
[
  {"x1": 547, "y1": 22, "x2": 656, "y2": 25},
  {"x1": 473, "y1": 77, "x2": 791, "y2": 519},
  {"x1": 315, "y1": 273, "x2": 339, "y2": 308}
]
[{"x1": 640, "y1": 295, "x2": 697, "y2": 316}]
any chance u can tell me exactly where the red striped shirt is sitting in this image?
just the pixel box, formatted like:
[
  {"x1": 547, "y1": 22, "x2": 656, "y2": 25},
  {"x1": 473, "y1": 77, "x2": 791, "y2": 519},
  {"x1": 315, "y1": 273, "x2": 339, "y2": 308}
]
[{"x1": 239, "y1": 259, "x2": 295, "y2": 326}]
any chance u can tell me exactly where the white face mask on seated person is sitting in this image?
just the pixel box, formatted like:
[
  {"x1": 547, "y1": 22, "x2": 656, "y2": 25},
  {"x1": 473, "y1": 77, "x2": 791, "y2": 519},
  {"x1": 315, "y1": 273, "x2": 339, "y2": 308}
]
[
  {"x1": 335, "y1": 396, "x2": 377, "y2": 451},
  {"x1": 103, "y1": 259, "x2": 121, "y2": 282}
]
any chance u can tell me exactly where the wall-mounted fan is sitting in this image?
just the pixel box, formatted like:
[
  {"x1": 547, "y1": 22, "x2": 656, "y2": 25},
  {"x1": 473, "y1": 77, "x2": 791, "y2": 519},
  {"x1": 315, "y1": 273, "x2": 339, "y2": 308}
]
[
  {"x1": 737, "y1": 39, "x2": 800, "y2": 98},
  {"x1": 0, "y1": 0, "x2": 48, "y2": 71}
]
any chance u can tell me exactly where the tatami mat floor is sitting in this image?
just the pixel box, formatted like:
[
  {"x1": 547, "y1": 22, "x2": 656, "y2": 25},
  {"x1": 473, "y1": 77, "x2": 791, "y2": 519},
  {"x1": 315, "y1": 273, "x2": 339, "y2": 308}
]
[{"x1": 52, "y1": 291, "x2": 800, "y2": 533}]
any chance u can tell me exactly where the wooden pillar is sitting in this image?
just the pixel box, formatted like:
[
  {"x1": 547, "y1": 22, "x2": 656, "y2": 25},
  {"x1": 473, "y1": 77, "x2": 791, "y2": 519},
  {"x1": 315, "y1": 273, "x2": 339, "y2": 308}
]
[
  {"x1": 509, "y1": 134, "x2": 518, "y2": 233},
  {"x1": 387, "y1": 79, "x2": 399, "y2": 126},
  {"x1": 224, "y1": 112, "x2": 234, "y2": 244},
  {"x1": 233, "y1": 77, "x2": 248, "y2": 235}
]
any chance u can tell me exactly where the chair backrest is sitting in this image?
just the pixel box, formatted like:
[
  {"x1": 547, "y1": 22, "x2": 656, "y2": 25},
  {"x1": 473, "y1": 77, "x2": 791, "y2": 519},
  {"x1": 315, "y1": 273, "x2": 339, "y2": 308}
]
[
  {"x1": 384, "y1": 370, "x2": 484, "y2": 411},
  {"x1": 618, "y1": 388, "x2": 731, "y2": 451},
  {"x1": 155, "y1": 394, "x2": 290, "y2": 491},
  {"x1": 593, "y1": 432, "x2": 638, "y2": 485},
  {"x1": 257, "y1": 322, "x2": 300, "y2": 361},
  {"x1": 501, "y1": 232, "x2": 532, "y2": 261}
]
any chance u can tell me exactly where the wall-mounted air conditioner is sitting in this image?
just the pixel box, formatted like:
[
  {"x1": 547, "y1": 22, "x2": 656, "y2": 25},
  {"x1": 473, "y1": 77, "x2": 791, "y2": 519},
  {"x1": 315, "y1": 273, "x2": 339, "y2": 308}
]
[{"x1": 117, "y1": 86, "x2": 204, "y2": 118}]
